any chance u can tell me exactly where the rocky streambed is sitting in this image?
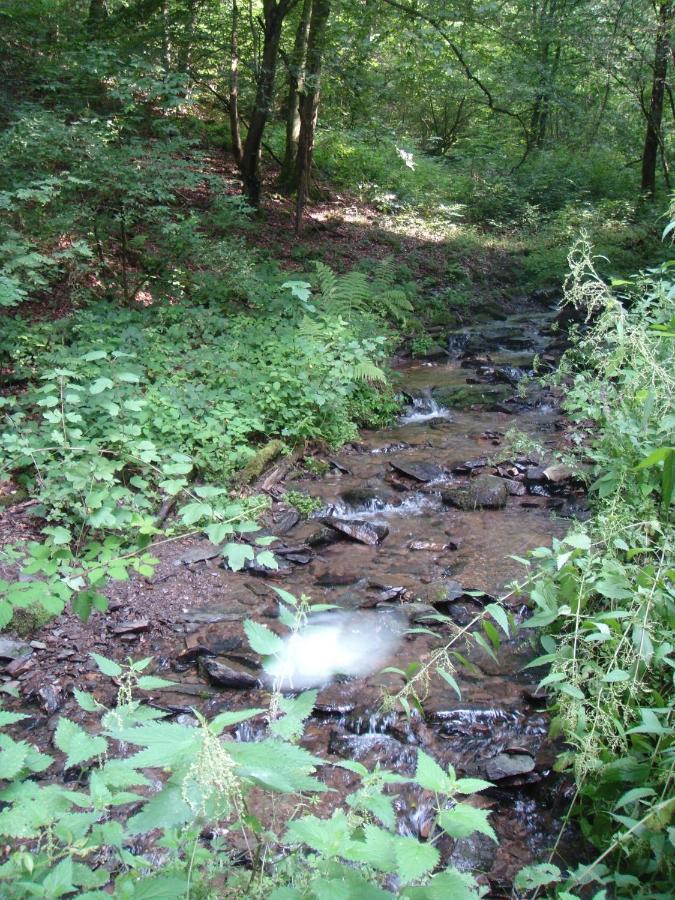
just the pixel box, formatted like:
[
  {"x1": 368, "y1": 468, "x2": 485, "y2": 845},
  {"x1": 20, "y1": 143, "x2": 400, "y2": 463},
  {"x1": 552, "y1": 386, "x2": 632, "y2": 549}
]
[{"x1": 1, "y1": 306, "x2": 588, "y2": 889}]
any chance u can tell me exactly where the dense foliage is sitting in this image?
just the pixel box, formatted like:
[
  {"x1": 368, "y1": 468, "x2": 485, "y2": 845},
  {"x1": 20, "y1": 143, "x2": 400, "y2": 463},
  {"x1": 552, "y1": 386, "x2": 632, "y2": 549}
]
[{"x1": 1, "y1": 0, "x2": 674, "y2": 896}]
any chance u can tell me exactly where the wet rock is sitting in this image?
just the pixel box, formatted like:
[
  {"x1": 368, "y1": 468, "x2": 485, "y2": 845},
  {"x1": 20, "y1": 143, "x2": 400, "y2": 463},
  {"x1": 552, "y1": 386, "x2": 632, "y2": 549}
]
[
  {"x1": 322, "y1": 518, "x2": 389, "y2": 546},
  {"x1": 389, "y1": 461, "x2": 444, "y2": 483},
  {"x1": 486, "y1": 752, "x2": 535, "y2": 781},
  {"x1": 504, "y1": 479, "x2": 526, "y2": 496},
  {"x1": 523, "y1": 685, "x2": 548, "y2": 705},
  {"x1": 0, "y1": 637, "x2": 31, "y2": 661},
  {"x1": 328, "y1": 458, "x2": 351, "y2": 474},
  {"x1": 111, "y1": 620, "x2": 150, "y2": 635},
  {"x1": 275, "y1": 543, "x2": 312, "y2": 558},
  {"x1": 283, "y1": 552, "x2": 313, "y2": 565},
  {"x1": 270, "y1": 508, "x2": 301, "y2": 535},
  {"x1": 525, "y1": 466, "x2": 546, "y2": 483},
  {"x1": 37, "y1": 683, "x2": 63, "y2": 714},
  {"x1": 316, "y1": 571, "x2": 360, "y2": 586},
  {"x1": 199, "y1": 657, "x2": 260, "y2": 689},
  {"x1": 182, "y1": 602, "x2": 249, "y2": 625},
  {"x1": 416, "y1": 580, "x2": 465, "y2": 605},
  {"x1": 543, "y1": 463, "x2": 576, "y2": 483},
  {"x1": 408, "y1": 540, "x2": 449, "y2": 552},
  {"x1": 174, "y1": 638, "x2": 242, "y2": 670},
  {"x1": 555, "y1": 500, "x2": 591, "y2": 521},
  {"x1": 5, "y1": 653, "x2": 33, "y2": 677},
  {"x1": 173, "y1": 541, "x2": 221, "y2": 567},
  {"x1": 29, "y1": 641, "x2": 47, "y2": 650},
  {"x1": 405, "y1": 602, "x2": 440, "y2": 624},
  {"x1": 340, "y1": 487, "x2": 395, "y2": 509},
  {"x1": 294, "y1": 522, "x2": 342, "y2": 547},
  {"x1": 441, "y1": 475, "x2": 508, "y2": 511},
  {"x1": 245, "y1": 558, "x2": 293, "y2": 577},
  {"x1": 452, "y1": 458, "x2": 487, "y2": 474}
]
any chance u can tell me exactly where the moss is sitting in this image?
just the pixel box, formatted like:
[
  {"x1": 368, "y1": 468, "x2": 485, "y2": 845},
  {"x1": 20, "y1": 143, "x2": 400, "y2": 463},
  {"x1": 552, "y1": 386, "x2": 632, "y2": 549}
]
[
  {"x1": 433, "y1": 384, "x2": 510, "y2": 411},
  {"x1": 11, "y1": 603, "x2": 54, "y2": 637},
  {"x1": 234, "y1": 439, "x2": 285, "y2": 485}
]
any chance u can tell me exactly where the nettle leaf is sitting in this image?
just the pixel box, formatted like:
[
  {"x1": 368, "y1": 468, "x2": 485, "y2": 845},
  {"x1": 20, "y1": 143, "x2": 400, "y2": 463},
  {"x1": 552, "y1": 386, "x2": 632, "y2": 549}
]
[
  {"x1": 514, "y1": 862, "x2": 562, "y2": 891},
  {"x1": 270, "y1": 690, "x2": 317, "y2": 742},
  {"x1": 415, "y1": 749, "x2": 455, "y2": 794},
  {"x1": 394, "y1": 835, "x2": 440, "y2": 884},
  {"x1": 286, "y1": 810, "x2": 354, "y2": 857},
  {"x1": 454, "y1": 777, "x2": 493, "y2": 794},
  {"x1": 485, "y1": 602, "x2": 510, "y2": 637},
  {"x1": 0, "y1": 710, "x2": 28, "y2": 726},
  {"x1": 42, "y1": 854, "x2": 76, "y2": 897},
  {"x1": 209, "y1": 708, "x2": 265, "y2": 735},
  {"x1": 73, "y1": 690, "x2": 102, "y2": 713},
  {"x1": 90, "y1": 652, "x2": 122, "y2": 677},
  {"x1": 244, "y1": 619, "x2": 283, "y2": 656},
  {"x1": 402, "y1": 868, "x2": 480, "y2": 899},
  {"x1": 438, "y1": 803, "x2": 497, "y2": 842},
  {"x1": 223, "y1": 542, "x2": 255, "y2": 572},
  {"x1": 136, "y1": 676, "x2": 175, "y2": 691},
  {"x1": 54, "y1": 718, "x2": 108, "y2": 768},
  {"x1": 229, "y1": 739, "x2": 325, "y2": 793}
]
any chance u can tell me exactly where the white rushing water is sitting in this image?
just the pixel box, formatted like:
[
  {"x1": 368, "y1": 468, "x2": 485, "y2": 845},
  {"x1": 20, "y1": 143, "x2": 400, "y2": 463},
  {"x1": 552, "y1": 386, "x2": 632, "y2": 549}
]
[{"x1": 265, "y1": 610, "x2": 405, "y2": 691}]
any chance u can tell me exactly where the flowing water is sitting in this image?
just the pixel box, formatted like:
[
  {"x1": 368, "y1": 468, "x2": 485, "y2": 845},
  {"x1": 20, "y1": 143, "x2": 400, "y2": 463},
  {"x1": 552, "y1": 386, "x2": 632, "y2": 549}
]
[
  {"x1": 148, "y1": 306, "x2": 584, "y2": 886},
  {"x1": 5, "y1": 306, "x2": 583, "y2": 890}
]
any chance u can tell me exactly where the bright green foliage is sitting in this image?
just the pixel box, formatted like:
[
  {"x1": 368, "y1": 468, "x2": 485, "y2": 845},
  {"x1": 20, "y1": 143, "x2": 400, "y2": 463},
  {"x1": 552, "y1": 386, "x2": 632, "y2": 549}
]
[
  {"x1": 0, "y1": 644, "x2": 494, "y2": 898},
  {"x1": 520, "y1": 234, "x2": 675, "y2": 894}
]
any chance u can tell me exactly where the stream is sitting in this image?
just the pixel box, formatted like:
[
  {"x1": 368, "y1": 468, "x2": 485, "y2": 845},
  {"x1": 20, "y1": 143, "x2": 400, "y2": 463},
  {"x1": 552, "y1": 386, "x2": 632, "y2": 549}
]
[{"x1": 3, "y1": 306, "x2": 587, "y2": 890}]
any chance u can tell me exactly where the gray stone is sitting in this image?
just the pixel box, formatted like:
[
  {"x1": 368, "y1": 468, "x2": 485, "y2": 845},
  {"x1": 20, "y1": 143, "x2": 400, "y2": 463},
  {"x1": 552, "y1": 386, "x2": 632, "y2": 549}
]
[
  {"x1": 390, "y1": 460, "x2": 444, "y2": 483},
  {"x1": 486, "y1": 752, "x2": 535, "y2": 781},
  {"x1": 441, "y1": 475, "x2": 509, "y2": 511},
  {"x1": 543, "y1": 463, "x2": 576, "y2": 483},
  {"x1": 173, "y1": 541, "x2": 221, "y2": 566},
  {"x1": 322, "y1": 518, "x2": 389, "y2": 546},
  {"x1": 200, "y1": 657, "x2": 260, "y2": 689},
  {"x1": 0, "y1": 637, "x2": 31, "y2": 660}
]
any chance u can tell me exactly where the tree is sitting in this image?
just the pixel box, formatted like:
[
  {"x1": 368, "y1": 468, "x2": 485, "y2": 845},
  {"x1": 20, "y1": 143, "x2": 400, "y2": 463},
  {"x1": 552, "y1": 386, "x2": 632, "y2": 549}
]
[{"x1": 641, "y1": 0, "x2": 672, "y2": 196}]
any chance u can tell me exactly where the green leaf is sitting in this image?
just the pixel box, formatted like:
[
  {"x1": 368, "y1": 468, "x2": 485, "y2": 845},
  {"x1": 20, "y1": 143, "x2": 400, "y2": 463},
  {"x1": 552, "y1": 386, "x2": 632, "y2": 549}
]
[
  {"x1": 73, "y1": 690, "x2": 101, "y2": 713},
  {"x1": 514, "y1": 863, "x2": 562, "y2": 891},
  {"x1": 179, "y1": 501, "x2": 213, "y2": 525},
  {"x1": 415, "y1": 749, "x2": 454, "y2": 794},
  {"x1": 244, "y1": 619, "x2": 283, "y2": 655},
  {"x1": 90, "y1": 653, "x2": 122, "y2": 677},
  {"x1": 563, "y1": 532, "x2": 591, "y2": 550},
  {"x1": 485, "y1": 602, "x2": 509, "y2": 637},
  {"x1": 205, "y1": 522, "x2": 234, "y2": 543},
  {"x1": 270, "y1": 690, "x2": 317, "y2": 741},
  {"x1": 42, "y1": 855, "x2": 76, "y2": 897},
  {"x1": 0, "y1": 710, "x2": 28, "y2": 726},
  {"x1": 454, "y1": 777, "x2": 493, "y2": 794},
  {"x1": 136, "y1": 676, "x2": 175, "y2": 691},
  {"x1": 223, "y1": 542, "x2": 255, "y2": 571},
  {"x1": 255, "y1": 549, "x2": 279, "y2": 569},
  {"x1": 89, "y1": 378, "x2": 114, "y2": 394},
  {"x1": 394, "y1": 835, "x2": 440, "y2": 884},
  {"x1": 285, "y1": 810, "x2": 354, "y2": 857},
  {"x1": 438, "y1": 803, "x2": 497, "y2": 842},
  {"x1": 54, "y1": 718, "x2": 108, "y2": 768}
]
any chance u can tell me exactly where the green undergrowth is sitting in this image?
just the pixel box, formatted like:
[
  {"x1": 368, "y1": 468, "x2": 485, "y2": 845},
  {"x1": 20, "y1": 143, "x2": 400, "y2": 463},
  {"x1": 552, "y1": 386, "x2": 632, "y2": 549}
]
[
  {"x1": 516, "y1": 231, "x2": 675, "y2": 895},
  {"x1": 0, "y1": 590, "x2": 501, "y2": 899},
  {"x1": 0, "y1": 260, "x2": 407, "y2": 629}
]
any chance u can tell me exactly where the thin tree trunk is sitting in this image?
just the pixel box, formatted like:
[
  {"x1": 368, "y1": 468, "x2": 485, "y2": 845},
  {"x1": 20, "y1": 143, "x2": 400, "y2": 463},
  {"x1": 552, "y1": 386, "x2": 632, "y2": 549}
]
[
  {"x1": 641, "y1": 1, "x2": 672, "y2": 196},
  {"x1": 240, "y1": 0, "x2": 296, "y2": 206},
  {"x1": 295, "y1": 0, "x2": 331, "y2": 233},
  {"x1": 230, "y1": 0, "x2": 243, "y2": 166},
  {"x1": 177, "y1": 0, "x2": 197, "y2": 74},
  {"x1": 161, "y1": 0, "x2": 172, "y2": 72},
  {"x1": 280, "y1": 0, "x2": 313, "y2": 191}
]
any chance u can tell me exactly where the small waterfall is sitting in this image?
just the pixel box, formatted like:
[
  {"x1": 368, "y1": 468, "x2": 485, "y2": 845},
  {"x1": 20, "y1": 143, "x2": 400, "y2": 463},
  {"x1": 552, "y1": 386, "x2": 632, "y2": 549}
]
[{"x1": 400, "y1": 388, "x2": 452, "y2": 424}]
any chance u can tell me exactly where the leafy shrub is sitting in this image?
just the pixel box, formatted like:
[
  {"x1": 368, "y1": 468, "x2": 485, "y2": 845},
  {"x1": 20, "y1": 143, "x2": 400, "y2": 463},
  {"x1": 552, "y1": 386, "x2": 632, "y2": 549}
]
[{"x1": 519, "y1": 234, "x2": 675, "y2": 894}]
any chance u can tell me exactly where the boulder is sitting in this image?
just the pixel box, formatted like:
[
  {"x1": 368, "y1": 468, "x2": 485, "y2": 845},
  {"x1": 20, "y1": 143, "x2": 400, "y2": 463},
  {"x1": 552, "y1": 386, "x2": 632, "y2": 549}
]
[
  {"x1": 441, "y1": 475, "x2": 508, "y2": 510},
  {"x1": 321, "y1": 518, "x2": 389, "y2": 546},
  {"x1": 389, "y1": 461, "x2": 444, "y2": 483}
]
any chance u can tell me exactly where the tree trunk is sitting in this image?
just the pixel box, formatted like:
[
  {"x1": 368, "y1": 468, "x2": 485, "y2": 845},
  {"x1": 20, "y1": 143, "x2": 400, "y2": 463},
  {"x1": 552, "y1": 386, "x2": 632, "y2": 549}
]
[
  {"x1": 240, "y1": 0, "x2": 296, "y2": 206},
  {"x1": 641, "y1": 1, "x2": 673, "y2": 196},
  {"x1": 280, "y1": 0, "x2": 313, "y2": 191},
  {"x1": 177, "y1": 0, "x2": 198, "y2": 74},
  {"x1": 229, "y1": 0, "x2": 243, "y2": 166},
  {"x1": 161, "y1": 0, "x2": 172, "y2": 72},
  {"x1": 87, "y1": 0, "x2": 108, "y2": 35},
  {"x1": 294, "y1": 0, "x2": 331, "y2": 233}
]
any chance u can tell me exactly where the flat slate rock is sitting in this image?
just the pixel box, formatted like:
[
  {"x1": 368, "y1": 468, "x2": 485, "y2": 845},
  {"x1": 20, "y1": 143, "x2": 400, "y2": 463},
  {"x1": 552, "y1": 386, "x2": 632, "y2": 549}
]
[
  {"x1": 173, "y1": 541, "x2": 221, "y2": 566},
  {"x1": 389, "y1": 460, "x2": 444, "y2": 482},
  {"x1": 0, "y1": 637, "x2": 31, "y2": 660},
  {"x1": 321, "y1": 518, "x2": 389, "y2": 546},
  {"x1": 199, "y1": 657, "x2": 260, "y2": 689}
]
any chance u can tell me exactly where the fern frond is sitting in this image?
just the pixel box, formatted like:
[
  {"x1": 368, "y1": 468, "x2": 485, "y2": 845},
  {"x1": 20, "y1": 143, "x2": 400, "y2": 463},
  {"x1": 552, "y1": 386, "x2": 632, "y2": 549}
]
[{"x1": 351, "y1": 360, "x2": 386, "y2": 382}]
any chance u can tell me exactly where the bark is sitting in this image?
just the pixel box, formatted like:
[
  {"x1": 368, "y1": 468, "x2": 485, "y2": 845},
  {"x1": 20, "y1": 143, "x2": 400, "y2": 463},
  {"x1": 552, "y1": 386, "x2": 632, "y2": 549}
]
[
  {"x1": 294, "y1": 0, "x2": 331, "y2": 233},
  {"x1": 240, "y1": 0, "x2": 298, "y2": 206},
  {"x1": 280, "y1": 0, "x2": 313, "y2": 191},
  {"x1": 177, "y1": 0, "x2": 198, "y2": 74},
  {"x1": 641, "y1": 1, "x2": 673, "y2": 196},
  {"x1": 161, "y1": 0, "x2": 172, "y2": 71},
  {"x1": 229, "y1": 0, "x2": 243, "y2": 166}
]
